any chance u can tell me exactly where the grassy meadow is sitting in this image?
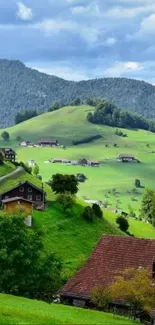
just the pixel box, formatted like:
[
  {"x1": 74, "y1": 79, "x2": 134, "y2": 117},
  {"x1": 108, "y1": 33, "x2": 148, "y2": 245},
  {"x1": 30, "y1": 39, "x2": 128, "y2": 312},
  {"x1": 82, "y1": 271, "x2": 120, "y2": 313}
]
[
  {"x1": 1, "y1": 105, "x2": 155, "y2": 213},
  {"x1": 0, "y1": 294, "x2": 138, "y2": 325}
]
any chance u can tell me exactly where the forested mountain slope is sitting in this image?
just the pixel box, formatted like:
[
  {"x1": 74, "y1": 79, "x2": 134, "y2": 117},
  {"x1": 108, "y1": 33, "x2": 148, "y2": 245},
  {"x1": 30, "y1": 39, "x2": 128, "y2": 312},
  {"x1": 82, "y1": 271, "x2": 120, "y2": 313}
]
[{"x1": 0, "y1": 59, "x2": 155, "y2": 127}]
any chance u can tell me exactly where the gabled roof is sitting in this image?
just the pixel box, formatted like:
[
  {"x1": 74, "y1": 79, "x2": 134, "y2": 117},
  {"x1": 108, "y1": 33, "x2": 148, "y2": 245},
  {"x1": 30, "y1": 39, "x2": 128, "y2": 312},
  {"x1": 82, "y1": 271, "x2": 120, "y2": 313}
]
[
  {"x1": 0, "y1": 180, "x2": 45, "y2": 196},
  {"x1": 118, "y1": 154, "x2": 135, "y2": 159},
  {"x1": 0, "y1": 148, "x2": 16, "y2": 154},
  {"x1": 2, "y1": 196, "x2": 34, "y2": 204},
  {"x1": 60, "y1": 235, "x2": 155, "y2": 300},
  {"x1": 38, "y1": 139, "x2": 57, "y2": 144}
]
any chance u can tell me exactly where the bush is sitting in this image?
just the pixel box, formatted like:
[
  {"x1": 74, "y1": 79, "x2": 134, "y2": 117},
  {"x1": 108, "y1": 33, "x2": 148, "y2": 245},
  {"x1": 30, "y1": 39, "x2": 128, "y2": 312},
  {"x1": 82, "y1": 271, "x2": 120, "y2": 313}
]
[
  {"x1": 91, "y1": 287, "x2": 112, "y2": 310},
  {"x1": 116, "y1": 216, "x2": 129, "y2": 232},
  {"x1": 58, "y1": 194, "x2": 73, "y2": 213},
  {"x1": 72, "y1": 134, "x2": 102, "y2": 146},
  {"x1": 82, "y1": 206, "x2": 94, "y2": 221},
  {"x1": 37, "y1": 175, "x2": 42, "y2": 181},
  {"x1": 135, "y1": 178, "x2": 141, "y2": 188},
  {"x1": 92, "y1": 204, "x2": 103, "y2": 218}
]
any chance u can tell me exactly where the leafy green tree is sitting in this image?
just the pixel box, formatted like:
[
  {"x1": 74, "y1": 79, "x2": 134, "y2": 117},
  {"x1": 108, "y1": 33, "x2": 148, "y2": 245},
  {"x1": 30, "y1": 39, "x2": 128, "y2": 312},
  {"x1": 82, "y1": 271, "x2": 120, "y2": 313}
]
[
  {"x1": 0, "y1": 215, "x2": 61, "y2": 300},
  {"x1": 116, "y1": 216, "x2": 129, "y2": 232},
  {"x1": 110, "y1": 268, "x2": 155, "y2": 319},
  {"x1": 91, "y1": 286, "x2": 112, "y2": 310},
  {"x1": 92, "y1": 204, "x2": 103, "y2": 218},
  {"x1": 141, "y1": 188, "x2": 154, "y2": 224},
  {"x1": 15, "y1": 110, "x2": 37, "y2": 125},
  {"x1": 51, "y1": 174, "x2": 78, "y2": 195},
  {"x1": 86, "y1": 98, "x2": 95, "y2": 106},
  {"x1": 0, "y1": 151, "x2": 4, "y2": 165},
  {"x1": 72, "y1": 97, "x2": 81, "y2": 106},
  {"x1": 33, "y1": 164, "x2": 40, "y2": 177},
  {"x1": 52, "y1": 101, "x2": 60, "y2": 110},
  {"x1": 82, "y1": 206, "x2": 94, "y2": 221},
  {"x1": 58, "y1": 194, "x2": 73, "y2": 213},
  {"x1": 1, "y1": 131, "x2": 10, "y2": 141}
]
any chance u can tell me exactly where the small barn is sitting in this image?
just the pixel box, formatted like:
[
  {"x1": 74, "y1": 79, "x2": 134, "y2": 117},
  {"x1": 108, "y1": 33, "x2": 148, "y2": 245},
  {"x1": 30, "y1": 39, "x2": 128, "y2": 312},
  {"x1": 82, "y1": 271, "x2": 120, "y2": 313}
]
[
  {"x1": 38, "y1": 139, "x2": 58, "y2": 147},
  {"x1": 117, "y1": 154, "x2": 139, "y2": 163}
]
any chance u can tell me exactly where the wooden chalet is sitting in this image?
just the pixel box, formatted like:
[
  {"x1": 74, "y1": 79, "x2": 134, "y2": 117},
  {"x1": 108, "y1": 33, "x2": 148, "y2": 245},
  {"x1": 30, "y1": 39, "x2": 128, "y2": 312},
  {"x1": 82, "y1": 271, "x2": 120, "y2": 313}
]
[
  {"x1": 0, "y1": 181, "x2": 46, "y2": 209},
  {"x1": 51, "y1": 158, "x2": 71, "y2": 164},
  {"x1": 117, "y1": 154, "x2": 139, "y2": 163},
  {"x1": 60, "y1": 236, "x2": 155, "y2": 308},
  {"x1": 38, "y1": 139, "x2": 58, "y2": 147},
  {"x1": 0, "y1": 148, "x2": 16, "y2": 162}
]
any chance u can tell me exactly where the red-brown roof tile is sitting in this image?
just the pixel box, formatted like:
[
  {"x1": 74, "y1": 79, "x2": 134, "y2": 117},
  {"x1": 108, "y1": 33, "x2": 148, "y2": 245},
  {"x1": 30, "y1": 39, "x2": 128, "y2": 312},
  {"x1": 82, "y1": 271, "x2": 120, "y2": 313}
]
[{"x1": 60, "y1": 235, "x2": 155, "y2": 299}]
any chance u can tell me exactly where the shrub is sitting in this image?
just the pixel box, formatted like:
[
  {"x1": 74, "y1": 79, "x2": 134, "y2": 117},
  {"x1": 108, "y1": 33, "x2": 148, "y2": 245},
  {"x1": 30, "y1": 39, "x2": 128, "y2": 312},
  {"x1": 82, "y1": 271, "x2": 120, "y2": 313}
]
[
  {"x1": 58, "y1": 194, "x2": 74, "y2": 213},
  {"x1": 135, "y1": 178, "x2": 141, "y2": 188},
  {"x1": 0, "y1": 151, "x2": 4, "y2": 165},
  {"x1": 82, "y1": 206, "x2": 94, "y2": 221},
  {"x1": 37, "y1": 175, "x2": 42, "y2": 181},
  {"x1": 91, "y1": 287, "x2": 112, "y2": 309},
  {"x1": 72, "y1": 134, "x2": 102, "y2": 146},
  {"x1": 116, "y1": 216, "x2": 129, "y2": 232},
  {"x1": 92, "y1": 204, "x2": 103, "y2": 218}
]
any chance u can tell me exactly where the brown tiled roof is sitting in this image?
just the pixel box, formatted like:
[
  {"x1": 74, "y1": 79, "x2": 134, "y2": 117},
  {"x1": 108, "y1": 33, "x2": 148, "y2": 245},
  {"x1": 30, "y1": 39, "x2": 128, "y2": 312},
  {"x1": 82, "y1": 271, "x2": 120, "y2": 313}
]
[{"x1": 60, "y1": 235, "x2": 155, "y2": 299}]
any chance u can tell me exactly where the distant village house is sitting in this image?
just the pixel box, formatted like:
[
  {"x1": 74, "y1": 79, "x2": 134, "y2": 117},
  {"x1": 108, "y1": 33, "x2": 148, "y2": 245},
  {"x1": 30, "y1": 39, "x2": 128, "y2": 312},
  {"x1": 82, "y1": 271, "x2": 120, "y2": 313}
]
[
  {"x1": 0, "y1": 148, "x2": 16, "y2": 162},
  {"x1": 27, "y1": 160, "x2": 37, "y2": 167},
  {"x1": 38, "y1": 139, "x2": 58, "y2": 147},
  {"x1": 78, "y1": 158, "x2": 100, "y2": 167},
  {"x1": 117, "y1": 154, "x2": 139, "y2": 163}
]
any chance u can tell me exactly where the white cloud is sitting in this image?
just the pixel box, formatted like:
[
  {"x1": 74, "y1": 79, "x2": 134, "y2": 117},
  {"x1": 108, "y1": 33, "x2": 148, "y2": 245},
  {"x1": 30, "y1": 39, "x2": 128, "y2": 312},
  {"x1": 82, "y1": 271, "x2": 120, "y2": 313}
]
[
  {"x1": 104, "y1": 61, "x2": 143, "y2": 77},
  {"x1": 34, "y1": 19, "x2": 76, "y2": 34},
  {"x1": 105, "y1": 37, "x2": 117, "y2": 46},
  {"x1": 104, "y1": 5, "x2": 155, "y2": 19},
  {"x1": 17, "y1": 2, "x2": 33, "y2": 21}
]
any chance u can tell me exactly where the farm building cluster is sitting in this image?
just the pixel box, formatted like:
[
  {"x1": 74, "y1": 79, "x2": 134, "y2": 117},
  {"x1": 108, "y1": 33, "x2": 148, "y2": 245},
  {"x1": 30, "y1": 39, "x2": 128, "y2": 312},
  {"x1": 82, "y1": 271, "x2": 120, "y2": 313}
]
[
  {"x1": 44, "y1": 158, "x2": 100, "y2": 167},
  {"x1": 20, "y1": 139, "x2": 59, "y2": 147}
]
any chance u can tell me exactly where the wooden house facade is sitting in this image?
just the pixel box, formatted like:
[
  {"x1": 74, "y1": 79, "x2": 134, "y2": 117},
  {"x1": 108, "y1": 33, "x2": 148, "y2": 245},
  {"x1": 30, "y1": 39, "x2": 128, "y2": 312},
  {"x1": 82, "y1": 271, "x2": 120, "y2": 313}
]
[
  {"x1": 0, "y1": 181, "x2": 46, "y2": 208},
  {"x1": 0, "y1": 148, "x2": 16, "y2": 162}
]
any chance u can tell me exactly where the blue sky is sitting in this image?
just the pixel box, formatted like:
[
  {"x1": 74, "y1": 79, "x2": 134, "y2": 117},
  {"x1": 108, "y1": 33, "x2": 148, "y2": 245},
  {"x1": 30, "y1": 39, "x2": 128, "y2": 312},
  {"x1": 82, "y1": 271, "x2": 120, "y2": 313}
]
[{"x1": 1, "y1": 0, "x2": 155, "y2": 82}]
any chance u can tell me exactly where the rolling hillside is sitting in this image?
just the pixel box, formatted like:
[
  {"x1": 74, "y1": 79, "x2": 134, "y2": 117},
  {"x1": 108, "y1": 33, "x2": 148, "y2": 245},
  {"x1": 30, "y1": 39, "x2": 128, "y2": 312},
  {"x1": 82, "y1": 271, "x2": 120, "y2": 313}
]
[
  {"x1": 0, "y1": 294, "x2": 137, "y2": 325},
  {"x1": 1, "y1": 59, "x2": 155, "y2": 127},
  {"x1": 2, "y1": 105, "x2": 155, "y2": 213}
]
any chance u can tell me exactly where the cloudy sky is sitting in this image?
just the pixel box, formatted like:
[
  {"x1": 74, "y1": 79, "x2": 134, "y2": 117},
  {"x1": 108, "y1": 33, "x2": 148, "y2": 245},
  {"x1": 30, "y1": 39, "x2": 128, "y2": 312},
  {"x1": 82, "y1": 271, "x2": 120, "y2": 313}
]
[{"x1": 1, "y1": 0, "x2": 155, "y2": 82}]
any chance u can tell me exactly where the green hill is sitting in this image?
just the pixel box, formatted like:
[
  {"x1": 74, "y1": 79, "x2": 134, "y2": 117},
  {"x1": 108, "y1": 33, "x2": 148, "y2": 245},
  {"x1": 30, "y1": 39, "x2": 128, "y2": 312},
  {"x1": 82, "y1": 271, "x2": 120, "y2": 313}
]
[
  {"x1": 0, "y1": 294, "x2": 137, "y2": 325},
  {"x1": 1, "y1": 59, "x2": 155, "y2": 127},
  {"x1": 3, "y1": 105, "x2": 155, "y2": 213}
]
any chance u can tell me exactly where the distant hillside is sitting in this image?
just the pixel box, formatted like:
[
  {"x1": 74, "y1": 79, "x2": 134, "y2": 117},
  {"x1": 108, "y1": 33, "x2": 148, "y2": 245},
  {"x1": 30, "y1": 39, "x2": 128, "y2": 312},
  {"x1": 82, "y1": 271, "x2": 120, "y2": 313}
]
[{"x1": 0, "y1": 59, "x2": 155, "y2": 127}]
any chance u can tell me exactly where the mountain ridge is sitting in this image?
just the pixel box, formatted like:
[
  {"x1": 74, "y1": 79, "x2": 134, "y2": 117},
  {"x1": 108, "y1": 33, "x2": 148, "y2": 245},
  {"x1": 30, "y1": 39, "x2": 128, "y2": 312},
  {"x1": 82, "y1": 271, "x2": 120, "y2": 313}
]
[{"x1": 0, "y1": 59, "x2": 155, "y2": 127}]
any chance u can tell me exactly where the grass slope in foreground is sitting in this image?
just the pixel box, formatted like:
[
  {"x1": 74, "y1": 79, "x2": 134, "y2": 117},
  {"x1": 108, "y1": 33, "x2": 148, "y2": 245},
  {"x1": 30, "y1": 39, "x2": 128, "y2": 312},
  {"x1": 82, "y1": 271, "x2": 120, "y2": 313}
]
[{"x1": 0, "y1": 294, "x2": 138, "y2": 325}]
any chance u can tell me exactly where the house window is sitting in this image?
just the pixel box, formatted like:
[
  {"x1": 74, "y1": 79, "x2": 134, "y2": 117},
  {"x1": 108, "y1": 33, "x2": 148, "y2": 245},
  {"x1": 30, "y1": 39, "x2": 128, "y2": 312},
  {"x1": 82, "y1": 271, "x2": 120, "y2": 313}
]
[
  {"x1": 152, "y1": 262, "x2": 155, "y2": 278},
  {"x1": 27, "y1": 195, "x2": 33, "y2": 201},
  {"x1": 36, "y1": 195, "x2": 41, "y2": 201},
  {"x1": 19, "y1": 186, "x2": 24, "y2": 193},
  {"x1": 5, "y1": 155, "x2": 9, "y2": 158},
  {"x1": 28, "y1": 187, "x2": 32, "y2": 192}
]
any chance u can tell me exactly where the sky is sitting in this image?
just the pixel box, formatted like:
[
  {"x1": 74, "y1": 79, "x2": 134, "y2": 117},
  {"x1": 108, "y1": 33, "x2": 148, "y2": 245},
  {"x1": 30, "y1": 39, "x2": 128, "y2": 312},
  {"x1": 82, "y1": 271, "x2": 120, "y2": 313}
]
[{"x1": 1, "y1": 0, "x2": 155, "y2": 82}]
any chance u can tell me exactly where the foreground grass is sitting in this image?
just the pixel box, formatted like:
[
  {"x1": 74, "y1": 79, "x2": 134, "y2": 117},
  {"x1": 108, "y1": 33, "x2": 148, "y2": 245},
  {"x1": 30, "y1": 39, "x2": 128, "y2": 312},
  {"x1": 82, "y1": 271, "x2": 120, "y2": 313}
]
[{"x1": 0, "y1": 294, "x2": 138, "y2": 325}]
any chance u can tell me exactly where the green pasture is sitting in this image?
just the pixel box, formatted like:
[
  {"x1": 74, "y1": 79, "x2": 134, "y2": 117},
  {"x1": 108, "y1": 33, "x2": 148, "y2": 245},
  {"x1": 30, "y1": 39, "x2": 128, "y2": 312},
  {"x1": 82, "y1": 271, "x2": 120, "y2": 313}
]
[
  {"x1": 1, "y1": 105, "x2": 155, "y2": 212},
  {"x1": 0, "y1": 294, "x2": 138, "y2": 325}
]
